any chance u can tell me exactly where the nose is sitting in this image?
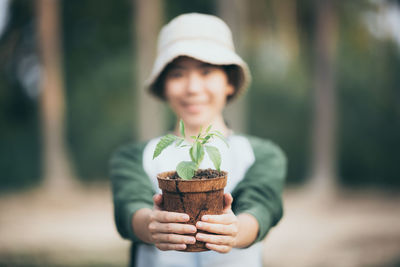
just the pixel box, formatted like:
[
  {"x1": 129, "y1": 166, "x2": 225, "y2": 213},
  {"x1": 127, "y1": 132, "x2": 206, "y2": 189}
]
[{"x1": 186, "y1": 71, "x2": 203, "y2": 94}]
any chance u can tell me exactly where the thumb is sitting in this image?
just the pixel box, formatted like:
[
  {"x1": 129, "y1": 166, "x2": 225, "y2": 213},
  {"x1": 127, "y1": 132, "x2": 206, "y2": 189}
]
[
  {"x1": 223, "y1": 193, "x2": 233, "y2": 212},
  {"x1": 153, "y1": 194, "x2": 163, "y2": 210}
]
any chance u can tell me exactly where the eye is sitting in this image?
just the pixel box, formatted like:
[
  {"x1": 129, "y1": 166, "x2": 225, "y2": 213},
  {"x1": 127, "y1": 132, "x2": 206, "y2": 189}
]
[{"x1": 201, "y1": 67, "x2": 213, "y2": 76}]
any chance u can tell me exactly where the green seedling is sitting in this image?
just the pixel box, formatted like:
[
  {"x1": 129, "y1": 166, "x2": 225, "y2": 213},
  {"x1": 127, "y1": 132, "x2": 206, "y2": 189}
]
[{"x1": 153, "y1": 119, "x2": 229, "y2": 180}]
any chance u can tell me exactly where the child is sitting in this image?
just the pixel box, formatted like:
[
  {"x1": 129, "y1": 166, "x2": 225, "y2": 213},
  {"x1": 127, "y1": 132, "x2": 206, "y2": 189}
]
[{"x1": 110, "y1": 13, "x2": 286, "y2": 267}]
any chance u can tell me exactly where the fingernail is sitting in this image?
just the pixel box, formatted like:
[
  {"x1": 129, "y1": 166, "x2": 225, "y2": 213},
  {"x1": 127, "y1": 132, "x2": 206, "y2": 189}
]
[
  {"x1": 197, "y1": 222, "x2": 203, "y2": 227},
  {"x1": 181, "y1": 214, "x2": 189, "y2": 220},
  {"x1": 202, "y1": 215, "x2": 208, "y2": 221}
]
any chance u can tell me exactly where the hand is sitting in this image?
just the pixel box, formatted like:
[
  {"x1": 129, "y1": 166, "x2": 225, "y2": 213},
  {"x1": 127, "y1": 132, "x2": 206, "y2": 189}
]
[
  {"x1": 148, "y1": 194, "x2": 197, "y2": 251},
  {"x1": 195, "y1": 193, "x2": 239, "y2": 253}
]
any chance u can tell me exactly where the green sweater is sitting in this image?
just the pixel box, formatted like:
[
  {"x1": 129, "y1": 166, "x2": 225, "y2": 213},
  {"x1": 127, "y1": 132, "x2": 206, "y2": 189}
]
[{"x1": 110, "y1": 134, "x2": 287, "y2": 246}]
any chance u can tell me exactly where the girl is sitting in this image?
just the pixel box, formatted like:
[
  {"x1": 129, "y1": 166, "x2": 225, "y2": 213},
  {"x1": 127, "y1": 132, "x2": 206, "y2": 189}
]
[{"x1": 110, "y1": 13, "x2": 286, "y2": 267}]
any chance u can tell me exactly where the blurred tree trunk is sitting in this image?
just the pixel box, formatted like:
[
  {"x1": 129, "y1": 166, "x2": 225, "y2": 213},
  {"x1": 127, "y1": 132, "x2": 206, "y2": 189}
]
[
  {"x1": 133, "y1": 0, "x2": 164, "y2": 140},
  {"x1": 36, "y1": 0, "x2": 77, "y2": 192},
  {"x1": 217, "y1": 0, "x2": 249, "y2": 133},
  {"x1": 308, "y1": 0, "x2": 338, "y2": 198},
  {"x1": 270, "y1": 0, "x2": 299, "y2": 59}
]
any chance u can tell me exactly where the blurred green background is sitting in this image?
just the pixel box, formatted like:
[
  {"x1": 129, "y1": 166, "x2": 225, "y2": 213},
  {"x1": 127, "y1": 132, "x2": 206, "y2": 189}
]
[
  {"x1": 1, "y1": 1, "x2": 400, "y2": 267},
  {"x1": 1, "y1": 0, "x2": 399, "y2": 192}
]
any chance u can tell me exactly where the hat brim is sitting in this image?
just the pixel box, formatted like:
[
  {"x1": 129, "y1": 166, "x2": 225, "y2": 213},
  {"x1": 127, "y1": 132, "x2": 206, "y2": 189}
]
[{"x1": 146, "y1": 39, "x2": 251, "y2": 101}]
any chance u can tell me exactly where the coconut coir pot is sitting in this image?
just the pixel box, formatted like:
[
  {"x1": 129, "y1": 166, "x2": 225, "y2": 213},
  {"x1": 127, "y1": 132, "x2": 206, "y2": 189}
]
[{"x1": 157, "y1": 169, "x2": 227, "y2": 252}]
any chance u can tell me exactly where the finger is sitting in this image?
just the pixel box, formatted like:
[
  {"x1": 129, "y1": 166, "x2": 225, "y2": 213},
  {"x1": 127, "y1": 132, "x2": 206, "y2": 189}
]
[
  {"x1": 201, "y1": 213, "x2": 237, "y2": 225},
  {"x1": 196, "y1": 232, "x2": 235, "y2": 247},
  {"x1": 223, "y1": 193, "x2": 233, "y2": 211},
  {"x1": 152, "y1": 210, "x2": 190, "y2": 223},
  {"x1": 149, "y1": 221, "x2": 197, "y2": 234},
  {"x1": 196, "y1": 221, "x2": 238, "y2": 235},
  {"x1": 152, "y1": 233, "x2": 196, "y2": 244},
  {"x1": 205, "y1": 243, "x2": 232, "y2": 253},
  {"x1": 155, "y1": 243, "x2": 187, "y2": 251},
  {"x1": 153, "y1": 194, "x2": 163, "y2": 210}
]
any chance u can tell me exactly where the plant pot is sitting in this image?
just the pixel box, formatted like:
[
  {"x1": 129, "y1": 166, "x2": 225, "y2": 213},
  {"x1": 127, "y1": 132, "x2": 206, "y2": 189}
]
[{"x1": 157, "y1": 170, "x2": 227, "y2": 252}]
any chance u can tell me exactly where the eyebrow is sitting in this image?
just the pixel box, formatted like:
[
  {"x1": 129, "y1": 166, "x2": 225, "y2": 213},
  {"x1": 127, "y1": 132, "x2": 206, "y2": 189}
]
[{"x1": 170, "y1": 62, "x2": 215, "y2": 69}]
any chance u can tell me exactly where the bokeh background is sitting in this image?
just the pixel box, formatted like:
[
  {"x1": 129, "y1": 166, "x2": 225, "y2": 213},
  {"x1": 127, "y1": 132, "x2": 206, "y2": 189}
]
[{"x1": 0, "y1": 0, "x2": 399, "y2": 266}]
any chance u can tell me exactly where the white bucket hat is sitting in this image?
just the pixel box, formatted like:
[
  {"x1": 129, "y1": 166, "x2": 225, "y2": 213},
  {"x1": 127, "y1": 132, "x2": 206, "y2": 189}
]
[{"x1": 146, "y1": 13, "x2": 251, "y2": 101}]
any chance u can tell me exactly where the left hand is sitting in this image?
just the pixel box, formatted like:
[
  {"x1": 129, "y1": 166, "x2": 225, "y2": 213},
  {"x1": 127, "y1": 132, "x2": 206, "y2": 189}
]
[{"x1": 195, "y1": 193, "x2": 239, "y2": 253}]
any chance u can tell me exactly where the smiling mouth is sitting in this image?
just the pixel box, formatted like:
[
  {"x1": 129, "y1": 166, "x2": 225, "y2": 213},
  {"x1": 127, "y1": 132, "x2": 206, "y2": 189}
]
[{"x1": 182, "y1": 102, "x2": 207, "y2": 113}]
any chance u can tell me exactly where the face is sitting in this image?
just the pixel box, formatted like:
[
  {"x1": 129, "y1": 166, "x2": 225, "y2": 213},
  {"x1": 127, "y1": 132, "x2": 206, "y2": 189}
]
[{"x1": 164, "y1": 57, "x2": 234, "y2": 128}]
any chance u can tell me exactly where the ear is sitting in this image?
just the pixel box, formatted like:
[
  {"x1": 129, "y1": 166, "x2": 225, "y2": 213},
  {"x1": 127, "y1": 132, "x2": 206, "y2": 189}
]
[{"x1": 225, "y1": 83, "x2": 235, "y2": 97}]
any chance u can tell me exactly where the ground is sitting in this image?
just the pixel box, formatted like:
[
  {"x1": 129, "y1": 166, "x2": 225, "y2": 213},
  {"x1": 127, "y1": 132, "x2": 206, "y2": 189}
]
[{"x1": 0, "y1": 184, "x2": 399, "y2": 267}]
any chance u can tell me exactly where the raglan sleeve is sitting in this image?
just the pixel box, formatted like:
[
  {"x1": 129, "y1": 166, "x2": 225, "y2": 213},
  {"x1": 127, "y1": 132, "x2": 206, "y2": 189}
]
[
  {"x1": 109, "y1": 142, "x2": 155, "y2": 243},
  {"x1": 231, "y1": 136, "x2": 287, "y2": 244}
]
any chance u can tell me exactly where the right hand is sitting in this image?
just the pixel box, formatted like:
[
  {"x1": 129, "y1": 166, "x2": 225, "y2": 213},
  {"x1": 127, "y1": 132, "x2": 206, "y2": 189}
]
[{"x1": 148, "y1": 194, "x2": 197, "y2": 251}]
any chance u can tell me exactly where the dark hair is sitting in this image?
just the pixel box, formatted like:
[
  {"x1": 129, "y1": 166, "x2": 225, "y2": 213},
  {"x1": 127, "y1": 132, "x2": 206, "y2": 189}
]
[
  {"x1": 149, "y1": 58, "x2": 242, "y2": 102},
  {"x1": 222, "y1": 64, "x2": 241, "y2": 101}
]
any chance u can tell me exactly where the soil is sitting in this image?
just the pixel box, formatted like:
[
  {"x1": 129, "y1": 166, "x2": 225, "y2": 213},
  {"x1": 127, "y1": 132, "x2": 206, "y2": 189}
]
[{"x1": 168, "y1": 168, "x2": 222, "y2": 179}]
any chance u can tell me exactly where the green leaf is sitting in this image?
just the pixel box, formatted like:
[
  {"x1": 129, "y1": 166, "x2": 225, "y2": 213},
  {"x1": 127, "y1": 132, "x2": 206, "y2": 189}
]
[
  {"x1": 197, "y1": 126, "x2": 203, "y2": 138},
  {"x1": 153, "y1": 134, "x2": 177, "y2": 159},
  {"x1": 206, "y1": 145, "x2": 221, "y2": 171},
  {"x1": 189, "y1": 145, "x2": 196, "y2": 162},
  {"x1": 206, "y1": 125, "x2": 212, "y2": 133},
  {"x1": 179, "y1": 119, "x2": 185, "y2": 138},
  {"x1": 176, "y1": 161, "x2": 197, "y2": 180},
  {"x1": 202, "y1": 135, "x2": 211, "y2": 144},
  {"x1": 190, "y1": 142, "x2": 205, "y2": 166},
  {"x1": 196, "y1": 142, "x2": 205, "y2": 165},
  {"x1": 175, "y1": 138, "x2": 184, "y2": 147}
]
